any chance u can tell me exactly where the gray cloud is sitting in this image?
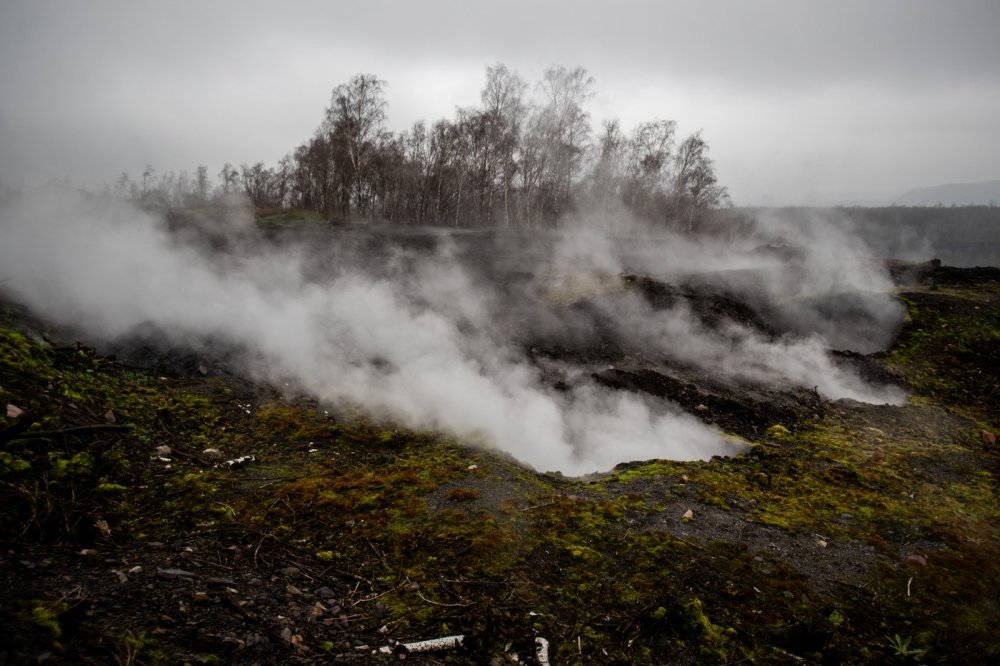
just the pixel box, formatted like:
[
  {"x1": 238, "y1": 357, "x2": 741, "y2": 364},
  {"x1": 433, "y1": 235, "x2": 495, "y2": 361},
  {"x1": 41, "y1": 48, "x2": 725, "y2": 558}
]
[{"x1": 1, "y1": 0, "x2": 998, "y2": 203}]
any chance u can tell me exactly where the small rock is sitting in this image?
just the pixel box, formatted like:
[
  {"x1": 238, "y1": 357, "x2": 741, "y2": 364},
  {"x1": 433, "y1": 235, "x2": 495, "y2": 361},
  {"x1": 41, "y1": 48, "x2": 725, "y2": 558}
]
[
  {"x1": 79, "y1": 548, "x2": 99, "y2": 557},
  {"x1": 907, "y1": 553, "x2": 928, "y2": 567},
  {"x1": 94, "y1": 519, "x2": 112, "y2": 540},
  {"x1": 816, "y1": 539, "x2": 828, "y2": 549},
  {"x1": 310, "y1": 601, "x2": 327, "y2": 617},
  {"x1": 5, "y1": 404, "x2": 24, "y2": 419},
  {"x1": 316, "y1": 586, "x2": 335, "y2": 599},
  {"x1": 202, "y1": 448, "x2": 223, "y2": 460},
  {"x1": 982, "y1": 430, "x2": 997, "y2": 446},
  {"x1": 128, "y1": 565, "x2": 143, "y2": 575},
  {"x1": 280, "y1": 566, "x2": 301, "y2": 578},
  {"x1": 154, "y1": 445, "x2": 172, "y2": 458},
  {"x1": 192, "y1": 591, "x2": 210, "y2": 602},
  {"x1": 286, "y1": 584, "x2": 302, "y2": 596},
  {"x1": 206, "y1": 577, "x2": 237, "y2": 587},
  {"x1": 280, "y1": 627, "x2": 293, "y2": 643},
  {"x1": 681, "y1": 509, "x2": 694, "y2": 523},
  {"x1": 112, "y1": 570, "x2": 128, "y2": 584},
  {"x1": 221, "y1": 636, "x2": 245, "y2": 650},
  {"x1": 695, "y1": 404, "x2": 709, "y2": 411},
  {"x1": 290, "y1": 634, "x2": 303, "y2": 646}
]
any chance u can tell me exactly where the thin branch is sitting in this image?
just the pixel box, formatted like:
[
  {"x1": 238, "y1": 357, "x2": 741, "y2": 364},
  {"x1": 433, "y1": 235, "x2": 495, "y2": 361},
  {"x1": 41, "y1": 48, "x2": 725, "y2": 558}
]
[{"x1": 415, "y1": 590, "x2": 474, "y2": 608}]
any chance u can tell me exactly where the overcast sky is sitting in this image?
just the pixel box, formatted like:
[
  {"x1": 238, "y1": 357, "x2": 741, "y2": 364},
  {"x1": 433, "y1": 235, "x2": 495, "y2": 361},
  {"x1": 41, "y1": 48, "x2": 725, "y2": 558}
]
[{"x1": 1, "y1": 0, "x2": 998, "y2": 206}]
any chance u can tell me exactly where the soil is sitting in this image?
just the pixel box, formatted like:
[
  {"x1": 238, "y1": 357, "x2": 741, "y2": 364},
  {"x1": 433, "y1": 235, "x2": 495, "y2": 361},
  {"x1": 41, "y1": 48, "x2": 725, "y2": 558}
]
[{"x1": 1, "y1": 227, "x2": 999, "y2": 665}]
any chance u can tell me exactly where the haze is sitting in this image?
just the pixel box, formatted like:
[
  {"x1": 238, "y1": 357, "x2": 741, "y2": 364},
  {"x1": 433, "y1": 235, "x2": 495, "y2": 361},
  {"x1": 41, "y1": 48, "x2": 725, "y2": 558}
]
[{"x1": 1, "y1": 0, "x2": 998, "y2": 206}]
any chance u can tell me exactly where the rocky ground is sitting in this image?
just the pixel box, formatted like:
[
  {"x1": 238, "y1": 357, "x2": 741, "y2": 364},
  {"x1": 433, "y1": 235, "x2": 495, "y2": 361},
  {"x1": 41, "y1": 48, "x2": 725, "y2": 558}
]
[{"x1": 1, "y1": 239, "x2": 998, "y2": 664}]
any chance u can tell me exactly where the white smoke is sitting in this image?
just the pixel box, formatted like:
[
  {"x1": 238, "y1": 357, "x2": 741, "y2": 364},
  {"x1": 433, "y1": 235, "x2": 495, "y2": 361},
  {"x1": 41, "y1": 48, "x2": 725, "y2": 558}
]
[
  {"x1": 538, "y1": 210, "x2": 906, "y2": 404},
  {"x1": 0, "y1": 188, "x2": 740, "y2": 475}
]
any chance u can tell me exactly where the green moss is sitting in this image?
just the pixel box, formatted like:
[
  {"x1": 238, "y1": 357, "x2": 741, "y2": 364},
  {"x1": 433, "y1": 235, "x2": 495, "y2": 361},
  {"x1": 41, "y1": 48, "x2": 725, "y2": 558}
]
[
  {"x1": 0, "y1": 451, "x2": 32, "y2": 473},
  {"x1": 256, "y1": 208, "x2": 329, "y2": 227},
  {"x1": 884, "y1": 291, "x2": 1000, "y2": 428},
  {"x1": 683, "y1": 597, "x2": 737, "y2": 660},
  {"x1": 766, "y1": 424, "x2": 792, "y2": 440},
  {"x1": 23, "y1": 599, "x2": 66, "y2": 638}
]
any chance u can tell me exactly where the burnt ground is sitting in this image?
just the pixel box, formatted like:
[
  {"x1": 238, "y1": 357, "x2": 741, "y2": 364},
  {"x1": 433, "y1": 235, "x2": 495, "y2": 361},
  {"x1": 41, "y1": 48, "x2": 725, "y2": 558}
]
[{"x1": 1, "y1": 225, "x2": 999, "y2": 665}]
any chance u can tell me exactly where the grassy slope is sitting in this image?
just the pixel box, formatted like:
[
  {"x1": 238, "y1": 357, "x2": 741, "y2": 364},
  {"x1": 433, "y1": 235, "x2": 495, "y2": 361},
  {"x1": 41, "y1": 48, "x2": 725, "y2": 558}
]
[{"x1": 0, "y1": 273, "x2": 998, "y2": 664}]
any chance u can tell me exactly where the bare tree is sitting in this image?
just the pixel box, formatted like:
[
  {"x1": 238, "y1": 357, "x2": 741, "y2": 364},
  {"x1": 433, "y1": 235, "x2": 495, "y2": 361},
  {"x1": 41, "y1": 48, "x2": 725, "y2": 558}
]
[
  {"x1": 590, "y1": 120, "x2": 626, "y2": 229},
  {"x1": 194, "y1": 165, "x2": 211, "y2": 204},
  {"x1": 481, "y1": 64, "x2": 527, "y2": 227},
  {"x1": 323, "y1": 73, "x2": 388, "y2": 218},
  {"x1": 623, "y1": 119, "x2": 676, "y2": 220},
  {"x1": 672, "y1": 132, "x2": 727, "y2": 231},
  {"x1": 240, "y1": 162, "x2": 273, "y2": 207},
  {"x1": 532, "y1": 65, "x2": 594, "y2": 222},
  {"x1": 141, "y1": 165, "x2": 155, "y2": 199},
  {"x1": 217, "y1": 163, "x2": 240, "y2": 199}
]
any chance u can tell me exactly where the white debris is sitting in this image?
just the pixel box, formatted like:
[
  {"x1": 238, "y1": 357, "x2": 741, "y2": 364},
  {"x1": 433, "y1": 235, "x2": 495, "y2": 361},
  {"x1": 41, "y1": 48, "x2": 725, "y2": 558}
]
[
  {"x1": 401, "y1": 634, "x2": 465, "y2": 653},
  {"x1": 536, "y1": 637, "x2": 551, "y2": 666},
  {"x1": 220, "y1": 454, "x2": 255, "y2": 468}
]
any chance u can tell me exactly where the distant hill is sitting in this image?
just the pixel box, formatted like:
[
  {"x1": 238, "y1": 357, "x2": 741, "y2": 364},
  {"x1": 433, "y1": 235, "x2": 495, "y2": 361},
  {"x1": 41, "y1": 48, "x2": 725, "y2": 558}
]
[{"x1": 896, "y1": 180, "x2": 1000, "y2": 206}]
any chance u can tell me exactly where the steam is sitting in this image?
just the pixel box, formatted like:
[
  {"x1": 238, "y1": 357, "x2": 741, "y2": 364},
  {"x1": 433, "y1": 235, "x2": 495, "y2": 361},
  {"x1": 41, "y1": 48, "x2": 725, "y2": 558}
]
[
  {"x1": 0, "y1": 189, "x2": 904, "y2": 475},
  {"x1": 528, "y1": 209, "x2": 906, "y2": 406}
]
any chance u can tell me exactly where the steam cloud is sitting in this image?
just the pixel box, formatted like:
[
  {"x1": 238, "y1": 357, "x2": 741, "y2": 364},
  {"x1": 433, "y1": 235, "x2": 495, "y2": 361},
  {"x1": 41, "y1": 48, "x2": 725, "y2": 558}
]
[{"x1": 0, "y1": 189, "x2": 903, "y2": 475}]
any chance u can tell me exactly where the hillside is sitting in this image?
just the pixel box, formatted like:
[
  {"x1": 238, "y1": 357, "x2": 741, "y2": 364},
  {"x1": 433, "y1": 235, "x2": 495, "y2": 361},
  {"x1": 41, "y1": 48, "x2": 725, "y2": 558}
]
[
  {"x1": 1, "y1": 255, "x2": 998, "y2": 664},
  {"x1": 896, "y1": 180, "x2": 1000, "y2": 207}
]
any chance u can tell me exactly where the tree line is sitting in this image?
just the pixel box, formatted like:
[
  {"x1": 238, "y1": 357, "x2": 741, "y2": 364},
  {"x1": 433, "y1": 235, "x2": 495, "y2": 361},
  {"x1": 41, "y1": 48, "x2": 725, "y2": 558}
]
[{"x1": 116, "y1": 64, "x2": 730, "y2": 230}]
